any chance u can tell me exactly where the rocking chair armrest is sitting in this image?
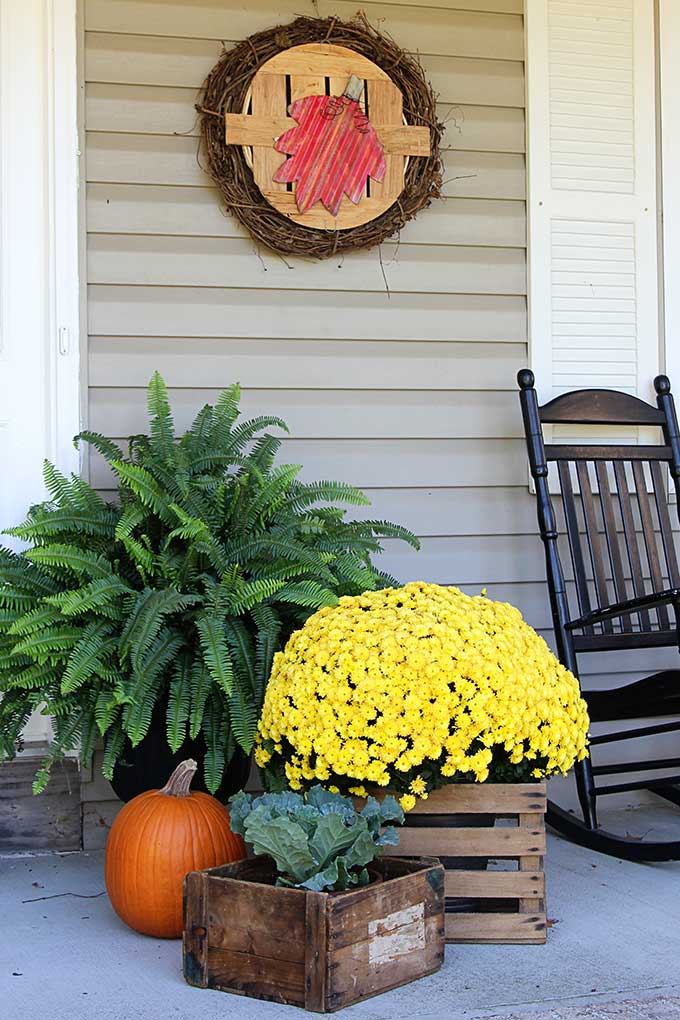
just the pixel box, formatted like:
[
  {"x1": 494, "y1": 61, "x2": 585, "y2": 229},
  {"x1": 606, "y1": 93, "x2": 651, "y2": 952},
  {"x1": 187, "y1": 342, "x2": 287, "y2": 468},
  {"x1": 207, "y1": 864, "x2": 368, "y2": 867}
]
[{"x1": 565, "y1": 588, "x2": 680, "y2": 630}]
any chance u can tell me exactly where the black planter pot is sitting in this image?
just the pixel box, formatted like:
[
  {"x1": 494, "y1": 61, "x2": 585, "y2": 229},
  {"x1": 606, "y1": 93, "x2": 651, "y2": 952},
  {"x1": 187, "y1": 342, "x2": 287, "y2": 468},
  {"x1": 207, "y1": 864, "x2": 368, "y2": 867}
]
[{"x1": 110, "y1": 700, "x2": 251, "y2": 804}]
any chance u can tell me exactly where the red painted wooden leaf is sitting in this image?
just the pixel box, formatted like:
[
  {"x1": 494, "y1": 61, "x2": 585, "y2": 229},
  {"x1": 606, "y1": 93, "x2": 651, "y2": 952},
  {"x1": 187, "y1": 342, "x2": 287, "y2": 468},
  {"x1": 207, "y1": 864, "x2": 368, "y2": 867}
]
[{"x1": 273, "y1": 93, "x2": 386, "y2": 216}]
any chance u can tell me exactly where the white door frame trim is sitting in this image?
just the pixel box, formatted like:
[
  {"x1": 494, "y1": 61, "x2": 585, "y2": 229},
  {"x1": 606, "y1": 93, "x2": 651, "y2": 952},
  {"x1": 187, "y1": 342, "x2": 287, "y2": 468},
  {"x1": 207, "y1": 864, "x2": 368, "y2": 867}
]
[
  {"x1": 0, "y1": 0, "x2": 81, "y2": 506},
  {"x1": 0, "y1": 0, "x2": 81, "y2": 744},
  {"x1": 659, "y1": 0, "x2": 680, "y2": 388}
]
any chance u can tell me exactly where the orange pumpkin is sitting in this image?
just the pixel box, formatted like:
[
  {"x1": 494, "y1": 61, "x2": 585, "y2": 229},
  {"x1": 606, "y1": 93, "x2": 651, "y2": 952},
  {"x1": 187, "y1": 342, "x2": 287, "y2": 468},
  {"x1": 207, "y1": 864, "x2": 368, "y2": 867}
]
[{"x1": 105, "y1": 758, "x2": 245, "y2": 938}]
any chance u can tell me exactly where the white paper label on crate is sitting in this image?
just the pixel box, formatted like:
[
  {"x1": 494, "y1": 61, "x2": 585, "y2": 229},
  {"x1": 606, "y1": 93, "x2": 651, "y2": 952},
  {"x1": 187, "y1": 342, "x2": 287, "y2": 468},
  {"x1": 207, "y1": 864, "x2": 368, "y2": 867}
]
[{"x1": 368, "y1": 902, "x2": 425, "y2": 965}]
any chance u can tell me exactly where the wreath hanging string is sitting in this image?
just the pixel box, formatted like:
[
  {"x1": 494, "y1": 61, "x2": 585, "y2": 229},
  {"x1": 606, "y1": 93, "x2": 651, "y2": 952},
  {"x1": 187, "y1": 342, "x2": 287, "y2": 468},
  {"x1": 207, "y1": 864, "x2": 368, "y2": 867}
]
[{"x1": 198, "y1": 14, "x2": 443, "y2": 259}]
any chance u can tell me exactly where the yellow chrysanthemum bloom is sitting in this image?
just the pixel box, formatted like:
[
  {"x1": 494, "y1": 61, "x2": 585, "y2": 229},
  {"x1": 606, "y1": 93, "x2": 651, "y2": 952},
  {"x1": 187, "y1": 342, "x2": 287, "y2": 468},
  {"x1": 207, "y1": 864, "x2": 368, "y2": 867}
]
[{"x1": 257, "y1": 582, "x2": 589, "y2": 801}]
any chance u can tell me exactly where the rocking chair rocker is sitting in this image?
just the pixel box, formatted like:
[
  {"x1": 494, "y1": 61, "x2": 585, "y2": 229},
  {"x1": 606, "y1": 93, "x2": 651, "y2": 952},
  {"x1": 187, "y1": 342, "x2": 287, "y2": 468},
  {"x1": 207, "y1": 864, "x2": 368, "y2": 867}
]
[{"x1": 518, "y1": 370, "x2": 680, "y2": 861}]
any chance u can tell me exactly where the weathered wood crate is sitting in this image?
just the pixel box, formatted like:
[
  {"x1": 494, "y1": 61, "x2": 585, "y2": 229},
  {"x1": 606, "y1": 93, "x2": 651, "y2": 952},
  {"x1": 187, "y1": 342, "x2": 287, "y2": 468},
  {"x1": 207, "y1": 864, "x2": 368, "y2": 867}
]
[
  {"x1": 0, "y1": 756, "x2": 81, "y2": 852},
  {"x1": 183, "y1": 855, "x2": 445, "y2": 1012},
  {"x1": 383, "y1": 783, "x2": 547, "y2": 945}
]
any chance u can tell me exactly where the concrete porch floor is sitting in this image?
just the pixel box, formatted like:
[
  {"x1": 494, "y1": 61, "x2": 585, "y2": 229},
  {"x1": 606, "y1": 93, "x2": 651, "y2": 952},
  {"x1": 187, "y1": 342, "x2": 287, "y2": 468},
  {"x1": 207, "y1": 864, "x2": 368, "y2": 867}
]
[{"x1": 2, "y1": 806, "x2": 679, "y2": 1020}]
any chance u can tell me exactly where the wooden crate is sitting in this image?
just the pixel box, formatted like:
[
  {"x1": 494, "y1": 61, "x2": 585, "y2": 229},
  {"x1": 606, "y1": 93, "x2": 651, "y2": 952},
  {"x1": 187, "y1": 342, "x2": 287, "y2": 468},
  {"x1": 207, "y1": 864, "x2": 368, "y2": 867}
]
[
  {"x1": 183, "y1": 855, "x2": 445, "y2": 1013},
  {"x1": 383, "y1": 783, "x2": 547, "y2": 945},
  {"x1": 0, "y1": 756, "x2": 81, "y2": 852}
]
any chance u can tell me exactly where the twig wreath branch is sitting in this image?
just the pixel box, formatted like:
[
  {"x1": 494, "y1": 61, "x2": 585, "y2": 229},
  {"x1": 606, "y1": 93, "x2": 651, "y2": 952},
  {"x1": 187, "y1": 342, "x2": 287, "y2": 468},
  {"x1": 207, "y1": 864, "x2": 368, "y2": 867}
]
[{"x1": 197, "y1": 14, "x2": 443, "y2": 259}]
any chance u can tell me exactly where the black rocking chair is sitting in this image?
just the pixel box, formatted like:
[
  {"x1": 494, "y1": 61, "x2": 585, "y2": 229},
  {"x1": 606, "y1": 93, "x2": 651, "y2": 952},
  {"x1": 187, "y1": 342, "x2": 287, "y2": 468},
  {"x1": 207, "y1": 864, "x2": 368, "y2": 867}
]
[{"x1": 518, "y1": 369, "x2": 680, "y2": 861}]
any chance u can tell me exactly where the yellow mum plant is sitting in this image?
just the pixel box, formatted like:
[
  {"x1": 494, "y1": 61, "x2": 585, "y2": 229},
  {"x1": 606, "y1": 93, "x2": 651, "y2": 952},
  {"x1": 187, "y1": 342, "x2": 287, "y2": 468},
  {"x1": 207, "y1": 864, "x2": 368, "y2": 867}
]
[{"x1": 255, "y1": 582, "x2": 589, "y2": 810}]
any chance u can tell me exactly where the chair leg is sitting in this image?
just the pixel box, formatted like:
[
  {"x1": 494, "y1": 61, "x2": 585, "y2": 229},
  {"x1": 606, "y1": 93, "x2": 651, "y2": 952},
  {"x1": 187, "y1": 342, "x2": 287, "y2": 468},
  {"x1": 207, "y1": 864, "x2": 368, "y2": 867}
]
[{"x1": 575, "y1": 756, "x2": 598, "y2": 829}]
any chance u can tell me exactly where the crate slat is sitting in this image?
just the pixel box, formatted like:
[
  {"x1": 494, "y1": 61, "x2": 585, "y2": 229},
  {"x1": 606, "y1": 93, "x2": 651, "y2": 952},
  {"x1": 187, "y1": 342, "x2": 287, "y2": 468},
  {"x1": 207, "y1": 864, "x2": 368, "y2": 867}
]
[
  {"x1": 393, "y1": 825, "x2": 546, "y2": 857},
  {"x1": 408, "y1": 783, "x2": 547, "y2": 814},
  {"x1": 445, "y1": 911, "x2": 547, "y2": 944},
  {"x1": 444, "y1": 869, "x2": 545, "y2": 899}
]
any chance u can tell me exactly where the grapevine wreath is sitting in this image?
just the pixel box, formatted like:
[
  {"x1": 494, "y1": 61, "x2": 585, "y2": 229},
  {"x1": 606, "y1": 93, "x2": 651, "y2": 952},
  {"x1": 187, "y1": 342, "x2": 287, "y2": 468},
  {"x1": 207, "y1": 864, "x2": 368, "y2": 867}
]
[{"x1": 198, "y1": 14, "x2": 443, "y2": 259}]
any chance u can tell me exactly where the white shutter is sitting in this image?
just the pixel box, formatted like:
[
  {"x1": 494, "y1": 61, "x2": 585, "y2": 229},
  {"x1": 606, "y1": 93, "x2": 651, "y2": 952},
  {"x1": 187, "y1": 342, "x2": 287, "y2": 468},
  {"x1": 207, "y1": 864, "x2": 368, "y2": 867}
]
[{"x1": 525, "y1": 0, "x2": 659, "y2": 400}]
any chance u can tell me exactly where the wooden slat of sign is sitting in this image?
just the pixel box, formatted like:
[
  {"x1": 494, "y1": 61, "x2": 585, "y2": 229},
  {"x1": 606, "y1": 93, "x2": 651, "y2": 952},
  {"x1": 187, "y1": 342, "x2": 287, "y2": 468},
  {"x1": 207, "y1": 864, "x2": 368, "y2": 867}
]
[
  {"x1": 251, "y1": 73, "x2": 286, "y2": 193},
  {"x1": 226, "y1": 113, "x2": 430, "y2": 156},
  {"x1": 368, "y1": 79, "x2": 404, "y2": 205},
  {"x1": 445, "y1": 912, "x2": 546, "y2": 944},
  {"x1": 259, "y1": 44, "x2": 391, "y2": 83},
  {"x1": 400, "y1": 782, "x2": 547, "y2": 814},
  {"x1": 259, "y1": 190, "x2": 394, "y2": 230},
  {"x1": 392, "y1": 826, "x2": 546, "y2": 857},
  {"x1": 444, "y1": 869, "x2": 545, "y2": 899},
  {"x1": 329, "y1": 75, "x2": 363, "y2": 109},
  {"x1": 290, "y1": 73, "x2": 325, "y2": 103}
]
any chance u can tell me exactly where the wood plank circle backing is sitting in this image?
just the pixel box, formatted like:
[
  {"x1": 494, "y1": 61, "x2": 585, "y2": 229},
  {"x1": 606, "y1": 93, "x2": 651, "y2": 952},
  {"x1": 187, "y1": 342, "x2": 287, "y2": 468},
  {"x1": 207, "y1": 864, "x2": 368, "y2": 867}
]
[{"x1": 236, "y1": 43, "x2": 415, "y2": 229}]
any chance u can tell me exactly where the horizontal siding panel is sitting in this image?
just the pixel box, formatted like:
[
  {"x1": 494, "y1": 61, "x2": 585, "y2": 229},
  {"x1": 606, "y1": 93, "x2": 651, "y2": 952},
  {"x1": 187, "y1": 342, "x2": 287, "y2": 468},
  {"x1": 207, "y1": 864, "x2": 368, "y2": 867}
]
[
  {"x1": 87, "y1": 236, "x2": 526, "y2": 295},
  {"x1": 352, "y1": 487, "x2": 536, "y2": 536},
  {"x1": 88, "y1": 338, "x2": 527, "y2": 389},
  {"x1": 88, "y1": 437, "x2": 528, "y2": 489},
  {"x1": 84, "y1": 83, "x2": 526, "y2": 154},
  {"x1": 86, "y1": 185, "x2": 526, "y2": 249},
  {"x1": 85, "y1": 33, "x2": 525, "y2": 107},
  {"x1": 375, "y1": 535, "x2": 541, "y2": 585},
  {"x1": 88, "y1": 387, "x2": 524, "y2": 439},
  {"x1": 88, "y1": 286, "x2": 527, "y2": 342},
  {"x1": 84, "y1": 2, "x2": 524, "y2": 61},
  {"x1": 85, "y1": 133, "x2": 526, "y2": 200}
]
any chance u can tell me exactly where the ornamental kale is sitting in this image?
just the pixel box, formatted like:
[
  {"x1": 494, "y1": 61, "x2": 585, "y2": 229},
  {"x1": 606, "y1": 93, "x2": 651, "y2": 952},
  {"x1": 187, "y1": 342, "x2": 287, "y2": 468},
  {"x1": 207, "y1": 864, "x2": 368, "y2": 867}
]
[{"x1": 229, "y1": 785, "x2": 404, "y2": 892}]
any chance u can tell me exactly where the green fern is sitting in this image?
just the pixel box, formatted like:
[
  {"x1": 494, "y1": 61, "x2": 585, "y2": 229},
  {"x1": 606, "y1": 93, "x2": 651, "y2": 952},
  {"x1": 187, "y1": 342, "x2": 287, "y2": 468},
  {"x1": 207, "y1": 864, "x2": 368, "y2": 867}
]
[{"x1": 0, "y1": 372, "x2": 418, "y2": 794}]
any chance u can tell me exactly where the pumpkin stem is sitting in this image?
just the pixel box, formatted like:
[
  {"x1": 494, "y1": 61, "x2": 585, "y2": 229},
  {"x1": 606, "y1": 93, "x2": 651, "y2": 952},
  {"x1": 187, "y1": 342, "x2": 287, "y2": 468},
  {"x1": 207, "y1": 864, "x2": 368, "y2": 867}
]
[{"x1": 159, "y1": 759, "x2": 198, "y2": 797}]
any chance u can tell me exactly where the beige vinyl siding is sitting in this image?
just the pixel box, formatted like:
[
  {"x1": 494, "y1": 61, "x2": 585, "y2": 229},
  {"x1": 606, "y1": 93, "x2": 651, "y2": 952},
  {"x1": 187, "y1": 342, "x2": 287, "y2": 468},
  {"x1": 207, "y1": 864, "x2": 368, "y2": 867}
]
[
  {"x1": 84, "y1": 0, "x2": 530, "y2": 578},
  {"x1": 81, "y1": 0, "x2": 533, "y2": 837}
]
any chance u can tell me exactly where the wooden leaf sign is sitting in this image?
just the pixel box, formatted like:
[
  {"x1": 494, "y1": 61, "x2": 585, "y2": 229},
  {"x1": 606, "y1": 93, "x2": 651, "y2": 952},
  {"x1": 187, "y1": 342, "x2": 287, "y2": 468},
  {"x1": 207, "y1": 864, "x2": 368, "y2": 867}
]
[
  {"x1": 223, "y1": 43, "x2": 431, "y2": 231},
  {"x1": 273, "y1": 75, "x2": 386, "y2": 215}
]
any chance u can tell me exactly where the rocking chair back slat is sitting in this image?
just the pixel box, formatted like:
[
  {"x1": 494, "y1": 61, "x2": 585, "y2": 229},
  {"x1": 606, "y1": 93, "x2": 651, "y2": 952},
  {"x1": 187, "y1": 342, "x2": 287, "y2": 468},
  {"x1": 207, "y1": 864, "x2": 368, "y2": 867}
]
[
  {"x1": 575, "y1": 460, "x2": 614, "y2": 633},
  {"x1": 613, "y1": 460, "x2": 652, "y2": 631},
  {"x1": 557, "y1": 460, "x2": 593, "y2": 632},
  {"x1": 650, "y1": 460, "x2": 680, "y2": 588},
  {"x1": 595, "y1": 460, "x2": 632, "y2": 632},
  {"x1": 631, "y1": 460, "x2": 670, "y2": 629}
]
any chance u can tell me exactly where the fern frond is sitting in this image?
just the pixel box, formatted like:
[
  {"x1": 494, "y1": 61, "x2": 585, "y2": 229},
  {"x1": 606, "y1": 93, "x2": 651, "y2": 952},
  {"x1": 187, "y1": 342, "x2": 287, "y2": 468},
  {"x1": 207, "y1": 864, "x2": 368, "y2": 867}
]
[
  {"x1": 227, "y1": 681, "x2": 257, "y2": 754},
  {"x1": 360, "y1": 519, "x2": 420, "y2": 549},
  {"x1": 47, "y1": 576, "x2": 131, "y2": 617},
  {"x1": 110, "y1": 461, "x2": 173, "y2": 520},
  {"x1": 26, "y1": 544, "x2": 112, "y2": 580},
  {"x1": 75, "y1": 431, "x2": 124, "y2": 463},
  {"x1": 167, "y1": 652, "x2": 191, "y2": 753},
  {"x1": 189, "y1": 662, "x2": 211, "y2": 739},
  {"x1": 119, "y1": 588, "x2": 198, "y2": 668},
  {"x1": 251, "y1": 604, "x2": 282, "y2": 701},
  {"x1": 224, "y1": 618, "x2": 255, "y2": 692},
  {"x1": 274, "y1": 580, "x2": 339, "y2": 610},
  {"x1": 61, "y1": 622, "x2": 115, "y2": 694},
  {"x1": 115, "y1": 505, "x2": 147, "y2": 542},
  {"x1": 147, "y1": 371, "x2": 176, "y2": 461},
  {"x1": 9, "y1": 606, "x2": 62, "y2": 636},
  {"x1": 11, "y1": 626, "x2": 82, "y2": 663},
  {"x1": 7, "y1": 507, "x2": 118, "y2": 543},
  {"x1": 122, "y1": 629, "x2": 183, "y2": 745},
  {"x1": 102, "y1": 722, "x2": 126, "y2": 780},
  {"x1": 287, "y1": 480, "x2": 370, "y2": 510},
  {"x1": 95, "y1": 689, "x2": 120, "y2": 735},
  {"x1": 196, "y1": 613, "x2": 233, "y2": 695},
  {"x1": 201, "y1": 696, "x2": 225, "y2": 794}
]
